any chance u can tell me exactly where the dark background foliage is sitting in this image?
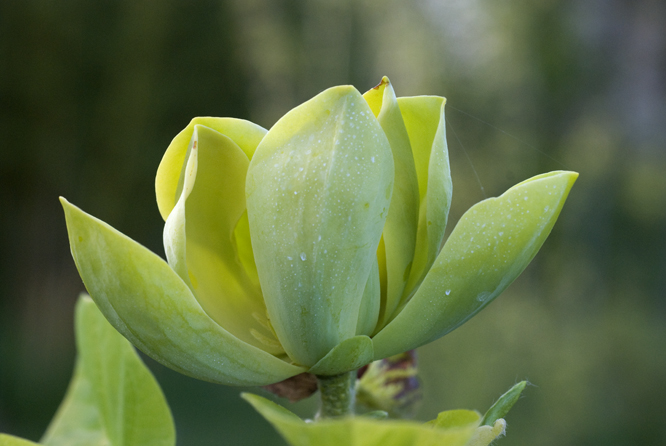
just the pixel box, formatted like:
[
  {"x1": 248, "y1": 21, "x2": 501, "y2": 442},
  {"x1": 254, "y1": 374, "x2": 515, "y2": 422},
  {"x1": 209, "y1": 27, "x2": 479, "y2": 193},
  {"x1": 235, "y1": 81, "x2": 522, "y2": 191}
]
[{"x1": 1, "y1": 0, "x2": 665, "y2": 444}]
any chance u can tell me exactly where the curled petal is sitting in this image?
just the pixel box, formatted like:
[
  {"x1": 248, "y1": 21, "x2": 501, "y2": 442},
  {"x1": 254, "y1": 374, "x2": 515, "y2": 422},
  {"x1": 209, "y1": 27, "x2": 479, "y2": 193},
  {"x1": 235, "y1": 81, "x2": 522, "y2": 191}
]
[
  {"x1": 372, "y1": 171, "x2": 578, "y2": 359},
  {"x1": 163, "y1": 124, "x2": 281, "y2": 353},
  {"x1": 363, "y1": 77, "x2": 420, "y2": 330},
  {"x1": 156, "y1": 117, "x2": 266, "y2": 220},
  {"x1": 398, "y1": 96, "x2": 452, "y2": 306},
  {"x1": 61, "y1": 198, "x2": 305, "y2": 386}
]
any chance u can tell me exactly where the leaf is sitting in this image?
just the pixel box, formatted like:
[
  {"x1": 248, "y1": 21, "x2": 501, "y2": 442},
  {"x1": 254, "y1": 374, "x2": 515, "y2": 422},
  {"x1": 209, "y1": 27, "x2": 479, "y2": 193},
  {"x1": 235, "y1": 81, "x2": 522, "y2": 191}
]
[
  {"x1": 467, "y1": 419, "x2": 506, "y2": 446},
  {"x1": 41, "y1": 295, "x2": 175, "y2": 446},
  {"x1": 242, "y1": 393, "x2": 478, "y2": 446},
  {"x1": 0, "y1": 434, "x2": 40, "y2": 446},
  {"x1": 424, "y1": 410, "x2": 480, "y2": 429},
  {"x1": 481, "y1": 381, "x2": 527, "y2": 426},
  {"x1": 373, "y1": 171, "x2": 578, "y2": 359},
  {"x1": 246, "y1": 85, "x2": 394, "y2": 367},
  {"x1": 61, "y1": 198, "x2": 305, "y2": 386}
]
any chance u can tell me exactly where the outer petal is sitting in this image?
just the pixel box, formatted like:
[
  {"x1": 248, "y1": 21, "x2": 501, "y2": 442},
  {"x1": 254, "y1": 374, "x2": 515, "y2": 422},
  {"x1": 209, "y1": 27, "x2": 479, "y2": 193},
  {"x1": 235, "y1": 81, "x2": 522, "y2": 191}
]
[
  {"x1": 155, "y1": 117, "x2": 267, "y2": 220},
  {"x1": 363, "y1": 77, "x2": 420, "y2": 330},
  {"x1": 372, "y1": 171, "x2": 578, "y2": 359},
  {"x1": 397, "y1": 96, "x2": 452, "y2": 308},
  {"x1": 61, "y1": 198, "x2": 305, "y2": 386},
  {"x1": 307, "y1": 335, "x2": 374, "y2": 376},
  {"x1": 246, "y1": 86, "x2": 393, "y2": 367},
  {"x1": 163, "y1": 125, "x2": 281, "y2": 354}
]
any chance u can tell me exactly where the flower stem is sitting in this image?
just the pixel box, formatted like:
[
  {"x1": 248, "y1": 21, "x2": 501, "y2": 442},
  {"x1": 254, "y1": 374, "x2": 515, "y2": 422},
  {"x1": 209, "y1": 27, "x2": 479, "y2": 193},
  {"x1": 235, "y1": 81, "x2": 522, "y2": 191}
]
[{"x1": 316, "y1": 371, "x2": 356, "y2": 418}]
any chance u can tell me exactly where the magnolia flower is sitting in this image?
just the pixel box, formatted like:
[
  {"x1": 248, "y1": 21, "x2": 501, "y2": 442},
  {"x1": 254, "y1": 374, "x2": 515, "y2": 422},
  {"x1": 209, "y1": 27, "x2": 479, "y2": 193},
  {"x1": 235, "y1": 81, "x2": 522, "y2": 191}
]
[{"x1": 61, "y1": 77, "x2": 577, "y2": 386}]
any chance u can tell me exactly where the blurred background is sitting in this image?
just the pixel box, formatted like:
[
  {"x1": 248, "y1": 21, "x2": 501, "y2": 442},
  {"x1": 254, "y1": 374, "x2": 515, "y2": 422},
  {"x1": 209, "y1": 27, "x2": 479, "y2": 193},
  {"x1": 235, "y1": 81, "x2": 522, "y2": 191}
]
[{"x1": 1, "y1": 0, "x2": 665, "y2": 444}]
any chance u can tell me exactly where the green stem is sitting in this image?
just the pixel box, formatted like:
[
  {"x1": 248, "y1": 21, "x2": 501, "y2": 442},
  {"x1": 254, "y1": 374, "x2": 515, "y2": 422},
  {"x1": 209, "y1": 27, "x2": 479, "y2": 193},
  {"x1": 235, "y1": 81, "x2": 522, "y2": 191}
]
[{"x1": 316, "y1": 371, "x2": 356, "y2": 418}]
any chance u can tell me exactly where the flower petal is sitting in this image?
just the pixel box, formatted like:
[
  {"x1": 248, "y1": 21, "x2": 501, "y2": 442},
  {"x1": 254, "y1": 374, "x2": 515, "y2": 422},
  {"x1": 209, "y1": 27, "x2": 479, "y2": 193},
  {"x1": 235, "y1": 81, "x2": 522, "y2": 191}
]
[
  {"x1": 61, "y1": 198, "x2": 305, "y2": 386},
  {"x1": 372, "y1": 171, "x2": 578, "y2": 359},
  {"x1": 356, "y1": 259, "x2": 381, "y2": 337},
  {"x1": 363, "y1": 77, "x2": 420, "y2": 330},
  {"x1": 397, "y1": 96, "x2": 452, "y2": 306},
  {"x1": 307, "y1": 335, "x2": 374, "y2": 376},
  {"x1": 246, "y1": 86, "x2": 393, "y2": 366},
  {"x1": 155, "y1": 117, "x2": 266, "y2": 220},
  {"x1": 163, "y1": 124, "x2": 282, "y2": 354}
]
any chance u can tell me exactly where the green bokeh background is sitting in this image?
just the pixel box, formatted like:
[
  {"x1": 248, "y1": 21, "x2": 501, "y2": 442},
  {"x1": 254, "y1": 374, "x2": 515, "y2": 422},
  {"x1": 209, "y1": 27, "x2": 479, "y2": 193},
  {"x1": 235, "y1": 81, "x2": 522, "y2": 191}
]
[{"x1": 1, "y1": 1, "x2": 665, "y2": 445}]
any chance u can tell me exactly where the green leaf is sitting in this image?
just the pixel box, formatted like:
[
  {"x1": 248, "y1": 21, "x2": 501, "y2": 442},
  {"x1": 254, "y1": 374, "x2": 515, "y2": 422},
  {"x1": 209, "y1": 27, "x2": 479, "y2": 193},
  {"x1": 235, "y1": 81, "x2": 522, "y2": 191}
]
[
  {"x1": 481, "y1": 381, "x2": 527, "y2": 426},
  {"x1": 246, "y1": 85, "x2": 394, "y2": 367},
  {"x1": 41, "y1": 295, "x2": 175, "y2": 446},
  {"x1": 424, "y1": 410, "x2": 480, "y2": 429},
  {"x1": 363, "y1": 78, "x2": 420, "y2": 329},
  {"x1": 373, "y1": 171, "x2": 578, "y2": 359},
  {"x1": 61, "y1": 198, "x2": 305, "y2": 385},
  {"x1": 242, "y1": 393, "x2": 478, "y2": 446},
  {"x1": 467, "y1": 420, "x2": 506, "y2": 446},
  {"x1": 0, "y1": 434, "x2": 40, "y2": 446}
]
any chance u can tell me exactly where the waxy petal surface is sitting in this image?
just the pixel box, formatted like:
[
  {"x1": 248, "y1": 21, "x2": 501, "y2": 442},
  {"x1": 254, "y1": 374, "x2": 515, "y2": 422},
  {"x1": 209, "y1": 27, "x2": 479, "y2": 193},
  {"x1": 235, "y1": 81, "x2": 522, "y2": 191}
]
[
  {"x1": 308, "y1": 335, "x2": 374, "y2": 376},
  {"x1": 61, "y1": 198, "x2": 305, "y2": 386},
  {"x1": 356, "y1": 259, "x2": 381, "y2": 337},
  {"x1": 364, "y1": 78, "x2": 420, "y2": 329},
  {"x1": 373, "y1": 172, "x2": 578, "y2": 359},
  {"x1": 398, "y1": 97, "x2": 452, "y2": 306},
  {"x1": 156, "y1": 117, "x2": 266, "y2": 219},
  {"x1": 247, "y1": 86, "x2": 393, "y2": 366},
  {"x1": 163, "y1": 125, "x2": 280, "y2": 353}
]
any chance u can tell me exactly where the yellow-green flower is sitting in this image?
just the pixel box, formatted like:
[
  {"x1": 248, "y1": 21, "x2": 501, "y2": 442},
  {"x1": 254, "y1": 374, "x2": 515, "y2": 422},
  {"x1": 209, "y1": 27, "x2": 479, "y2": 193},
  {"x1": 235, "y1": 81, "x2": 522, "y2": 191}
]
[{"x1": 61, "y1": 77, "x2": 577, "y2": 386}]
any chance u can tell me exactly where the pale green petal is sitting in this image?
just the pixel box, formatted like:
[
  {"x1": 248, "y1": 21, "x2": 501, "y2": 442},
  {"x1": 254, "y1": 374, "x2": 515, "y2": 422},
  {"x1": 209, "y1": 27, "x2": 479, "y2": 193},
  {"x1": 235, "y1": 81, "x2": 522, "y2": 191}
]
[
  {"x1": 0, "y1": 435, "x2": 39, "y2": 446},
  {"x1": 481, "y1": 381, "x2": 527, "y2": 426},
  {"x1": 156, "y1": 119, "x2": 265, "y2": 312},
  {"x1": 163, "y1": 125, "x2": 281, "y2": 354},
  {"x1": 372, "y1": 171, "x2": 578, "y2": 359},
  {"x1": 363, "y1": 77, "x2": 420, "y2": 329},
  {"x1": 42, "y1": 295, "x2": 175, "y2": 446},
  {"x1": 356, "y1": 259, "x2": 381, "y2": 336},
  {"x1": 397, "y1": 96, "x2": 452, "y2": 307},
  {"x1": 155, "y1": 117, "x2": 267, "y2": 220},
  {"x1": 467, "y1": 420, "x2": 506, "y2": 446},
  {"x1": 61, "y1": 198, "x2": 305, "y2": 386},
  {"x1": 247, "y1": 86, "x2": 394, "y2": 366},
  {"x1": 242, "y1": 393, "x2": 477, "y2": 446},
  {"x1": 308, "y1": 336, "x2": 374, "y2": 376}
]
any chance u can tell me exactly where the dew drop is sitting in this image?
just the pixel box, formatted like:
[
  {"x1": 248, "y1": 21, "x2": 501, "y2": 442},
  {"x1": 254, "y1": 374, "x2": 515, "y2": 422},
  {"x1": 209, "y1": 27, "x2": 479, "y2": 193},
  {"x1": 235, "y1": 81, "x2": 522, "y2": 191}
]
[{"x1": 300, "y1": 252, "x2": 307, "y2": 261}]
